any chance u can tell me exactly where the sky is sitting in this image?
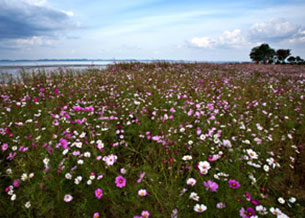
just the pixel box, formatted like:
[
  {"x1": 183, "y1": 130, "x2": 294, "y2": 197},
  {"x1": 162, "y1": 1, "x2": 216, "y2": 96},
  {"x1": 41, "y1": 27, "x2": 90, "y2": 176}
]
[{"x1": 0, "y1": 0, "x2": 305, "y2": 61}]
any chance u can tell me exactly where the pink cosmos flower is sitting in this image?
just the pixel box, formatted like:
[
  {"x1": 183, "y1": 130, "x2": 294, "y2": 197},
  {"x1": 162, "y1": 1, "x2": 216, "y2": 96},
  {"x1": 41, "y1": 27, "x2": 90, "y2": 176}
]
[
  {"x1": 228, "y1": 179, "x2": 240, "y2": 189},
  {"x1": 203, "y1": 180, "x2": 218, "y2": 192},
  {"x1": 93, "y1": 212, "x2": 100, "y2": 218},
  {"x1": 115, "y1": 175, "x2": 126, "y2": 188},
  {"x1": 141, "y1": 210, "x2": 150, "y2": 218},
  {"x1": 137, "y1": 172, "x2": 145, "y2": 183},
  {"x1": 95, "y1": 188, "x2": 103, "y2": 199},
  {"x1": 13, "y1": 179, "x2": 20, "y2": 187}
]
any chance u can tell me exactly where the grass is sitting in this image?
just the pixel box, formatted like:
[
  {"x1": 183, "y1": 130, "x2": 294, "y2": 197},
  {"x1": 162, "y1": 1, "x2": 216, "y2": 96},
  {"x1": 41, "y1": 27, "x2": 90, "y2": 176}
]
[{"x1": 0, "y1": 62, "x2": 305, "y2": 217}]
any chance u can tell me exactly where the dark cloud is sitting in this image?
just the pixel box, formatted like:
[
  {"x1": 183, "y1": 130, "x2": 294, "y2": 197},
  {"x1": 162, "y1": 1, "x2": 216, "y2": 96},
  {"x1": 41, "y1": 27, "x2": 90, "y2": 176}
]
[{"x1": 0, "y1": 0, "x2": 76, "y2": 39}]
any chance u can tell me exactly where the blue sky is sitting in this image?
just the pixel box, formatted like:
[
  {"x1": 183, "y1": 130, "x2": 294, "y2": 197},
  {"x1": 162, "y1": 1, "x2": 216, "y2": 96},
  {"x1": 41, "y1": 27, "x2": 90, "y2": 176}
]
[{"x1": 1, "y1": 0, "x2": 305, "y2": 61}]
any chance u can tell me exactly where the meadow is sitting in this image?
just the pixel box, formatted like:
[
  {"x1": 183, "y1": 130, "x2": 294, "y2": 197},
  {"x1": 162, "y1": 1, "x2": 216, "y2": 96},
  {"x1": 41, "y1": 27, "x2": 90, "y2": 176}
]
[{"x1": 0, "y1": 62, "x2": 305, "y2": 218}]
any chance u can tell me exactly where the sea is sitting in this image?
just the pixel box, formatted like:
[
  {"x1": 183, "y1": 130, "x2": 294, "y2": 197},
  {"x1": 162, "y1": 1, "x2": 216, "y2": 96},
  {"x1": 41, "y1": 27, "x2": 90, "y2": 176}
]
[{"x1": 0, "y1": 60, "x2": 128, "y2": 75}]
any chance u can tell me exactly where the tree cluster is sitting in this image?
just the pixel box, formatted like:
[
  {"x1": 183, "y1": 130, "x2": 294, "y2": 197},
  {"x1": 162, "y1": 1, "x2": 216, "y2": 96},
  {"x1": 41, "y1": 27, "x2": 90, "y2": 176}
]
[{"x1": 249, "y1": 43, "x2": 305, "y2": 64}]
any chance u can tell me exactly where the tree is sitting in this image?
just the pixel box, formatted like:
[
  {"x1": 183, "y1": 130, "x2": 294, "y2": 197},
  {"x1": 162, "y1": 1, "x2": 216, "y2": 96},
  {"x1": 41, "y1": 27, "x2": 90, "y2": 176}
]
[
  {"x1": 250, "y1": 44, "x2": 276, "y2": 64},
  {"x1": 295, "y1": 56, "x2": 305, "y2": 64},
  {"x1": 287, "y1": 56, "x2": 296, "y2": 64},
  {"x1": 276, "y1": 49, "x2": 291, "y2": 63}
]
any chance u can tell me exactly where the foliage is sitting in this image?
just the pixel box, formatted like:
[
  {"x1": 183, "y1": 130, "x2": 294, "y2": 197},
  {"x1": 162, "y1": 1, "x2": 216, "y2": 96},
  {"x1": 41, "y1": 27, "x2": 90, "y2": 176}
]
[
  {"x1": 249, "y1": 44, "x2": 275, "y2": 64},
  {"x1": 276, "y1": 49, "x2": 291, "y2": 64}
]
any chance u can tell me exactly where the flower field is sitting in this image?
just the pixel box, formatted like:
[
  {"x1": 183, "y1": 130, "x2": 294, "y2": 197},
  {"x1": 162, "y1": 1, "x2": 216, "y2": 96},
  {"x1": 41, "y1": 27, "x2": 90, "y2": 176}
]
[{"x1": 0, "y1": 62, "x2": 305, "y2": 217}]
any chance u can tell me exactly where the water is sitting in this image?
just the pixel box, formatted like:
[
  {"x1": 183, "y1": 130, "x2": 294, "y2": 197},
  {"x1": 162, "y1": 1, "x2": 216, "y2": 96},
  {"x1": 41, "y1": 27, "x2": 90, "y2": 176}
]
[{"x1": 0, "y1": 60, "x2": 117, "y2": 75}]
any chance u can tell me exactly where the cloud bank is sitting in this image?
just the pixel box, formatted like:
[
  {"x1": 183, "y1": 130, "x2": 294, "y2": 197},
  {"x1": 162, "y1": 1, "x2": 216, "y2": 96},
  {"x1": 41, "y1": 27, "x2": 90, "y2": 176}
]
[
  {"x1": 0, "y1": 0, "x2": 76, "y2": 40},
  {"x1": 190, "y1": 18, "x2": 305, "y2": 49}
]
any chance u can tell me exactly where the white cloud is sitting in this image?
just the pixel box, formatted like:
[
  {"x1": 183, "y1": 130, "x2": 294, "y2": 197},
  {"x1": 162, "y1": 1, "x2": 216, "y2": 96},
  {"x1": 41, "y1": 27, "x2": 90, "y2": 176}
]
[
  {"x1": 249, "y1": 18, "x2": 300, "y2": 42},
  {"x1": 16, "y1": 36, "x2": 53, "y2": 46},
  {"x1": 190, "y1": 37, "x2": 214, "y2": 48},
  {"x1": 190, "y1": 29, "x2": 248, "y2": 49}
]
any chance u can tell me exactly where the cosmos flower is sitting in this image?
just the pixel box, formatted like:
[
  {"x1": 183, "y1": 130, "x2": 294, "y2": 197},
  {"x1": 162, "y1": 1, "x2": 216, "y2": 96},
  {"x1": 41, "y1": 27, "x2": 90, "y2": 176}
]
[
  {"x1": 115, "y1": 175, "x2": 126, "y2": 188},
  {"x1": 138, "y1": 189, "x2": 147, "y2": 197},
  {"x1": 186, "y1": 178, "x2": 197, "y2": 186},
  {"x1": 194, "y1": 204, "x2": 207, "y2": 213},
  {"x1": 228, "y1": 180, "x2": 240, "y2": 189},
  {"x1": 203, "y1": 180, "x2": 218, "y2": 192},
  {"x1": 95, "y1": 188, "x2": 103, "y2": 199},
  {"x1": 64, "y1": 194, "x2": 73, "y2": 202},
  {"x1": 189, "y1": 192, "x2": 200, "y2": 201},
  {"x1": 141, "y1": 210, "x2": 150, "y2": 218}
]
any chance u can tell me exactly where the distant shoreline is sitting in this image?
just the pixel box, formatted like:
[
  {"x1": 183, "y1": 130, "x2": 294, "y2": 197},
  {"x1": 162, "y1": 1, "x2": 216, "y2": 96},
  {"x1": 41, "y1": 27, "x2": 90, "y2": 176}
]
[{"x1": 0, "y1": 64, "x2": 107, "y2": 69}]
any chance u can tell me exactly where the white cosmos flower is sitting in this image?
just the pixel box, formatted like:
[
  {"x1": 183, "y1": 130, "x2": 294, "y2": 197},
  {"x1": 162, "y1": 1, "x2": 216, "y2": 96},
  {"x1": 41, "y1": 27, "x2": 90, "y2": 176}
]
[
  {"x1": 199, "y1": 134, "x2": 206, "y2": 141},
  {"x1": 289, "y1": 197, "x2": 296, "y2": 203},
  {"x1": 65, "y1": 173, "x2": 72, "y2": 180},
  {"x1": 189, "y1": 192, "x2": 200, "y2": 201},
  {"x1": 270, "y1": 207, "x2": 282, "y2": 216},
  {"x1": 186, "y1": 178, "x2": 197, "y2": 186},
  {"x1": 247, "y1": 149, "x2": 258, "y2": 159},
  {"x1": 11, "y1": 194, "x2": 16, "y2": 201},
  {"x1": 256, "y1": 205, "x2": 267, "y2": 215},
  {"x1": 64, "y1": 194, "x2": 73, "y2": 202},
  {"x1": 194, "y1": 204, "x2": 207, "y2": 213},
  {"x1": 278, "y1": 197, "x2": 285, "y2": 204},
  {"x1": 25, "y1": 201, "x2": 31, "y2": 208},
  {"x1": 198, "y1": 161, "x2": 211, "y2": 174},
  {"x1": 182, "y1": 155, "x2": 192, "y2": 161}
]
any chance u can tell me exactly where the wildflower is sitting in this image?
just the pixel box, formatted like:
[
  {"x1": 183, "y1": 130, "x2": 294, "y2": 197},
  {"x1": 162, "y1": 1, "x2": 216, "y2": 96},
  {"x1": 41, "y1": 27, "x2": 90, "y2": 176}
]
[
  {"x1": 263, "y1": 165, "x2": 269, "y2": 172},
  {"x1": 199, "y1": 134, "x2": 206, "y2": 140},
  {"x1": 65, "y1": 173, "x2": 72, "y2": 180},
  {"x1": 141, "y1": 210, "x2": 150, "y2": 218},
  {"x1": 11, "y1": 194, "x2": 16, "y2": 201},
  {"x1": 21, "y1": 173, "x2": 28, "y2": 181},
  {"x1": 247, "y1": 149, "x2": 258, "y2": 159},
  {"x1": 228, "y1": 179, "x2": 240, "y2": 189},
  {"x1": 198, "y1": 161, "x2": 211, "y2": 174},
  {"x1": 93, "y1": 212, "x2": 100, "y2": 218},
  {"x1": 43, "y1": 158, "x2": 50, "y2": 165},
  {"x1": 270, "y1": 207, "x2": 282, "y2": 216},
  {"x1": 245, "y1": 192, "x2": 251, "y2": 201},
  {"x1": 138, "y1": 189, "x2": 147, "y2": 196},
  {"x1": 278, "y1": 197, "x2": 285, "y2": 204},
  {"x1": 84, "y1": 152, "x2": 91, "y2": 158},
  {"x1": 216, "y1": 202, "x2": 226, "y2": 209},
  {"x1": 245, "y1": 207, "x2": 256, "y2": 218},
  {"x1": 194, "y1": 204, "x2": 207, "y2": 213},
  {"x1": 103, "y1": 154, "x2": 118, "y2": 166},
  {"x1": 115, "y1": 175, "x2": 126, "y2": 188},
  {"x1": 64, "y1": 194, "x2": 73, "y2": 202},
  {"x1": 25, "y1": 201, "x2": 31, "y2": 208},
  {"x1": 203, "y1": 180, "x2": 218, "y2": 192},
  {"x1": 189, "y1": 192, "x2": 200, "y2": 201},
  {"x1": 87, "y1": 180, "x2": 92, "y2": 185},
  {"x1": 289, "y1": 197, "x2": 296, "y2": 203},
  {"x1": 120, "y1": 168, "x2": 126, "y2": 174},
  {"x1": 186, "y1": 178, "x2": 197, "y2": 186},
  {"x1": 95, "y1": 188, "x2": 103, "y2": 199},
  {"x1": 137, "y1": 172, "x2": 145, "y2": 183},
  {"x1": 182, "y1": 155, "x2": 192, "y2": 161},
  {"x1": 13, "y1": 179, "x2": 20, "y2": 187},
  {"x1": 255, "y1": 205, "x2": 267, "y2": 215}
]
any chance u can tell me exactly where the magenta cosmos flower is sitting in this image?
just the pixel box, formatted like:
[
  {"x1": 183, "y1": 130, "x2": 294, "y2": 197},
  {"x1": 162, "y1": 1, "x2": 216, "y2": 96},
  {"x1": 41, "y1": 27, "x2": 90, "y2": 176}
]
[
  {"x1": 93, "y1": 212, "x2": 100, "y2": 218},
  {"x1": 95, "y1": 188, "x2": 103, "y2": 199},
  {"x1": 115, "y1": 175, "x2": 126, "y2": 188},
  {"x1": 228, "y1": 179, "x2": 240, "y2": 189},
  {"x1": 203, "y1": 180, "x2": 218, "y2": 192}
]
